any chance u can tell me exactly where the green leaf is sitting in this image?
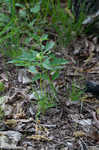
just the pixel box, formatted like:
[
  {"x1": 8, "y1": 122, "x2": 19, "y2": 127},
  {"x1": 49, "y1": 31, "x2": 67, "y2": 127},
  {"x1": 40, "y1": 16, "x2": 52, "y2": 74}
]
[
  {"x1": 0, "y1": 13, "x2": 9, "y2": 23},
  {"x1": 24, "y1": 37, "x2": 32, "y2": 44},
  {"x1": 30, "y1": 3, "x2": 40, "y2": 13},
  {"x1": 15, "y1": 3, "x2": 24, "y2": 8},
  {"x1": 40, "y1": 34, "x2": 48, "y2": 42},
  {"x1": 45, "y1": 41, "x2": 55, "y2": 51},
  {"x1": 20, "y1": 50, "x2": 38, "y2": 61},
  {"x1": 32, "y1": 73, "x2": 41, "y2": 81},
  {"x1": 8, "y1": 58, "x2": 30, "y2": 67},
  {"x1": 52, "y1": 71, "x2": 59, "y2": 80},
  {"x1": 0, "y1": 82, "x2": 5, "y2": 92},
  {"x1": 0, "y1": 19, "x2": 13, "y2": 37},
  {"x1": 42, "y1": 58, "x2": 53, "y2": 70},
  {"x1": 42, "y1": 56, "x2": 69, "y2": 71},
  {"x1": 51, "y1": 57, "x2": 69, "y2": 65},
  {"x1": 70, "y1": 82, "x2": 84, "y2": 101},
  {"x1": 28, "y1": 19, "x2": 36, "y2": 28},
  {"x1": 28, "y1": 66, "x2": 38, "y2": 74},
  {"x1": 8, "y1": 59, "x2": 23, "y2": 64},
  {"x1": 19, "y1": 9, "x2": 26, "y2": 18},
  {"x1": 32, "y1": 34, "x2": 40, "y2": 41},
  {"x1": 42, "y1": 58, "x2": 62, "y2": 70},
  {"x1": 41, "y1": 73, "x2": 49, "y2": 80}
]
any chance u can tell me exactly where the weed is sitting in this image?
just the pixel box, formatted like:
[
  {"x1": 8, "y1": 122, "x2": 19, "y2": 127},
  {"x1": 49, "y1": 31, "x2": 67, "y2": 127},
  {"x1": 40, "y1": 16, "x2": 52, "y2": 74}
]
[
  {"x1": 36, "y1": 92, "x2": 55, "y2": 119},
  {"x1": 9, "y1": 34, "x2": 68, "y2": 115},
  {"x1": 69, "y1": 81, "x2": 84, "y2": 101},
  {"x1": 0, "y1": 82, "x2": 5, "y2": 93}
]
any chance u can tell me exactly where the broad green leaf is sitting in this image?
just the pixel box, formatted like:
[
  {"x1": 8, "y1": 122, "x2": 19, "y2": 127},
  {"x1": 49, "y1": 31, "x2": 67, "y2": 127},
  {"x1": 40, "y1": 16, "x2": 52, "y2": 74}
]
[
  {"x1": 45, "y1": 41, "x2": 55, "y2": 51},
  {"x1": 41, "y1": 73, "x2": 49, "y2": 80},
  {"x1": 19, "y1": 9, "x2": 26, "y2": 18},
  {"x1": 8, "y1": 59, "x2": 30, "y2": 67},
  {"x1": 8, "y1": 59, "x2": 23, "y2": 64},
  {"x1": 15, "y1": 3, "x2": 24, "y2": 8},
  {"x1": 24, "y1": 37, "x2": 32, "y2": 44},
  {"x1": 42, "y1": 56, "x2": 69, "y2": 70},
  {"x1": 32, "y1": 34, "x2": 40, "y2": 41},
  {"x1": 51, "y1": 57, "x2": 69, "y2": 65},
  {"x1": 30, "y1": 3, "x2": 40, "y2": 13},
  {"x1": 0, "y1": 82, "x2": 5, "y2": 92},
  {"x1": 28, "y1": 66, "x2": 38, "y2": 74},
  {"x1": 0, "y1": 13, "x2": 9, "y2": 23},
  {"x1": 19, "y1": 50, "x2": 38, "y2": 61},
  {"x1": 52, "y1": 71, "x2": 59, "y2": 80},
  {"x1": 43, "y1": 58, "x2": 62, "y2": 70},
  {"x1": 32, "y1": 73, "x2": 41, "y2": 81},
  {"x1": 40, "y1": 34, "x2": 48, "y2": 42},
  {"x1": 42, "y1": 58, "x2": 53, "y2": 70}
]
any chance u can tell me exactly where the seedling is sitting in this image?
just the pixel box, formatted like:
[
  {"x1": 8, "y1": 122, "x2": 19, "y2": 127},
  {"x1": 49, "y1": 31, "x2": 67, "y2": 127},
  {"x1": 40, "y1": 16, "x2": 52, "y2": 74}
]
[
  {"x1": 69, "y1": 81, "x2": 84, "y2": 101},
  {"x1": 0, "y1": 82, "x2": 5, "y2": 92},
  {"x1": 36, "y1": 93, "x2": 55, "y2": 118},
  {"x1": 9, "y1": 33, "x2": 69, "y2": 115}
]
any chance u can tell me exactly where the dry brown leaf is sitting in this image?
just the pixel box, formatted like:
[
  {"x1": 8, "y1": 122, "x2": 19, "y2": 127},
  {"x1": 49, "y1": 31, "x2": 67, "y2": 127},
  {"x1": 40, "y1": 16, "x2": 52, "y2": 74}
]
[
  {"x1": 73, "y1": 131, "x2": 86, "y2": 137},
  {"x1": 5, "y1": 119, "x2": 17, "y2": 127},
  {"x1": 27, "y1": 135, "x2": 51, "y2": 141}
]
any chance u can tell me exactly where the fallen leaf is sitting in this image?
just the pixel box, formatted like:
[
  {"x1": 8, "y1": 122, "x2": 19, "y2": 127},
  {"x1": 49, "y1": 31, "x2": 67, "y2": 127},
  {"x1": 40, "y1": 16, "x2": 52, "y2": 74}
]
[{"x1": 73, "y1": 131, "x2": 86, "y2": 137}]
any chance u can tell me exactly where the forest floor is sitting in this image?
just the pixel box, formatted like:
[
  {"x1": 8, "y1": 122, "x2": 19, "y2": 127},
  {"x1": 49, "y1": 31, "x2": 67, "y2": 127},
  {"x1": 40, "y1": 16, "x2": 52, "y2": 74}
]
[{"x1": 0, "y1": 33, "x2": 99, "y2": 150}]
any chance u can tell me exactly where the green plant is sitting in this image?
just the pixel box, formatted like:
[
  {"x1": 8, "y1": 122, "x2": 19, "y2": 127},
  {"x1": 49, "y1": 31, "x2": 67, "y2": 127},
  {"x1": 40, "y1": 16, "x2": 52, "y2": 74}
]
[
  {"x1": 0, "y1": 0, "x2": 85, "y2": 55},
  {"x1": 0, "y1": 0, "x2": 45, "y2": 58},
  {"x1": 0, "y1": 82, "x2": 5, "y2": 92},
  {"x1": 9, "y1": 33, "x2": 68, "y2": 80},
  {"x1": 48, "y1": 0, "x2": 85, "y2": 46},
  {"x1": 0, "y1": 1, "x2": 21, "y2": 58},
  {"x1": 69, "y1": 81, "x2": 84, "y2": 101},
  {"x1": 9, "y1": 33, "x2": 68, "y2": 114},
  {"x1": 36, "y1": 92, "x2": 55, "y2": 118}
]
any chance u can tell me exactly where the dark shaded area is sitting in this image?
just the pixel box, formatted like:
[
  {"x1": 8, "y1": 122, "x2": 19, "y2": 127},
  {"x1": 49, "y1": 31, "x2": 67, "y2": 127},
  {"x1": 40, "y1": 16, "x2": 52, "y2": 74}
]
[
  {"x1": 72, "y1": 0, "x2": 99, "y2": 19},
  {"x1": 85, "y1": 81, "x2": 99, "y2": 97}
]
